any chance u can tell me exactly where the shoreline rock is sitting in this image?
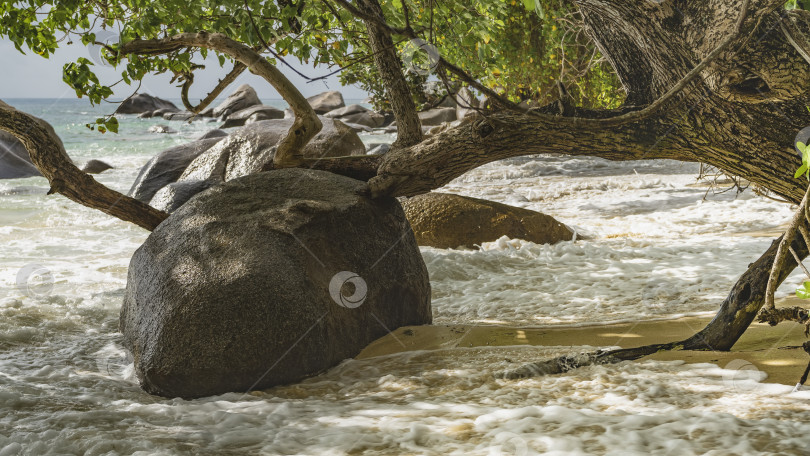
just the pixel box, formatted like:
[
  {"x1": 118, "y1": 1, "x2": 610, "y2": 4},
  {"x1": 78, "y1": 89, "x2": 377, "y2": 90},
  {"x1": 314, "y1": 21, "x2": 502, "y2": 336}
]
[
  {"x1": 121, "y1": 169, "x2": 432, "y2": 398},
  {"x1": 119, "y1": 94, "x2": 178, "y2": 114},
  {"x1": 401, "y1": 193, "x2": 575, "y2": 248}
]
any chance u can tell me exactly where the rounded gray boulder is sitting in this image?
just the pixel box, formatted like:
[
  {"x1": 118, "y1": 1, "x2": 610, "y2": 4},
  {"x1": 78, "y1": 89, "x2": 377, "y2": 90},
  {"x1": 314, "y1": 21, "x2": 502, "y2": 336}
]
[
  {"x1": 0, "y1": 131, "x2": 42, "y2": 179},
  {"x1": 120, "y1": 169, "x2": 432, "y2": 398},
  {"x1": 213, "y1": 84, "x2": 262, "y2": 118}
]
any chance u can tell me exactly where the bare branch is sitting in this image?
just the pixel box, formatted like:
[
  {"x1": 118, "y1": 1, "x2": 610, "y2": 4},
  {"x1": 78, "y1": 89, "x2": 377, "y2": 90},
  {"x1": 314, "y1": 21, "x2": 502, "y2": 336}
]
[{"x1": 0, "y1": 101, "x2": 168, "y2": 230}]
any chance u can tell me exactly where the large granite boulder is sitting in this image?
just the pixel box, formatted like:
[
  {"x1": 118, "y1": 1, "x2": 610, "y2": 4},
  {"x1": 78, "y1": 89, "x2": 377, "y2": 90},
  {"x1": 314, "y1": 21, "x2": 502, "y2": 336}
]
[
  {"x1": 119, "y1": 94, "x2": 178, "y2": 114},
  {"x1": 153, "y1": 117, "x2": 365, "y2": 211},
  {"x1": 128, "y1": 137, "x2": 226, "y2": 203},
  {"x1": 418, "y1": 107, "x2": 457, "y2": 126},
  {"x1": 198, "y1": 129, "x2": 228, "y2": 140},
  {"x1": 120, "y1": 169, "x2": 432, "y2": 398},
  {"x1": 307, "y1": 91, "x2": 345, "y2": 114},
  {"x1": 149, "y1": 179, "x2": 219, "y2": 213},
  {"x1": 221, "y1": 105, "x2": 284, "y2": 128},
  {"x1": 401, "y1": 193, "x2": 575, "y2": 249},
  {"x1": 212, "y1": 84, "x2": 262, "y2": 118},
  {"x1": 0, "y1": 131, "x2": 42, "y2": 179}
]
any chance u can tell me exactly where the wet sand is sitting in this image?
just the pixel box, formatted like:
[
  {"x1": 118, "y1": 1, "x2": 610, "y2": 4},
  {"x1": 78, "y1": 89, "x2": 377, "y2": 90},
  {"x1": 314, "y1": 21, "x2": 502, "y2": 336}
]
[{"x1": 359, "y1": 298, "x2": 810, "y2": 386}]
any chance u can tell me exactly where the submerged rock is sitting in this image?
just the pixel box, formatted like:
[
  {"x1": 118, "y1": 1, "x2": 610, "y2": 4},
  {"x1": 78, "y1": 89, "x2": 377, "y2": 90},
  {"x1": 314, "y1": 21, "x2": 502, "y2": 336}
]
[
  {"x1": 162, "y1": 111, "x2": 195, "y2": 121},
  {"x1": 148, "y1": 125, "x2": 175, "y2": 134},
  {"x1": 119, "y1": 94, "x2": 178, "y2": 114},
  {"x1": 121, "y1": 169, "x2": 432, "y2": 398},
  {"x1": 81, "y1": 159, "x2": 114, "y2": 174},
  {"x1": 401, "y1": 193, "x2": 575, "y2": 248}
]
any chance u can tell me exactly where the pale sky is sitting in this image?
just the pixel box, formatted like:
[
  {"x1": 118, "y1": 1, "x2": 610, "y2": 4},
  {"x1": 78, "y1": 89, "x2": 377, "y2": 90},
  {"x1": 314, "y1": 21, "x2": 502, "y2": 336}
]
[{"x1": 0, "y1": 38, "x2": 368, "y2": 101}]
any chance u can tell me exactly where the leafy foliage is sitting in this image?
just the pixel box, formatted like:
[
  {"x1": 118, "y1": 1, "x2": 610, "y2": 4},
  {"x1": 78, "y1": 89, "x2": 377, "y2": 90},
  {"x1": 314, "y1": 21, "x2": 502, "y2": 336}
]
[{"x1": 340, "y1": 0, "x2": 625, "y2": 110}]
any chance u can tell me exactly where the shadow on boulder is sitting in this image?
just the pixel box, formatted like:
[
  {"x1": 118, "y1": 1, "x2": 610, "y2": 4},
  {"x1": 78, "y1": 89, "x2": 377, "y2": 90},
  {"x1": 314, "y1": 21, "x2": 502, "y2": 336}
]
[{"x1": 121, "y1": 169, "x2": 432, "y2": 398}]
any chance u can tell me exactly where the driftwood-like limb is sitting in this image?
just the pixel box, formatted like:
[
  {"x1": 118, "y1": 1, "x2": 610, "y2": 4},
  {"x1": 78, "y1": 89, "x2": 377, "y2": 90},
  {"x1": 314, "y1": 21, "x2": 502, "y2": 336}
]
[
  {"x1": 757, "y1": 306, "x2": 810, "y2": 327},
  {"x1": 0, "y1": 101, "x2": 168, "y2": 231},
  {"x1": 121, "y1": 32, "x2": 321, "y2": 168},
  {"x1": 766, "y1": 184, "x2": 810, "y2": 309}
]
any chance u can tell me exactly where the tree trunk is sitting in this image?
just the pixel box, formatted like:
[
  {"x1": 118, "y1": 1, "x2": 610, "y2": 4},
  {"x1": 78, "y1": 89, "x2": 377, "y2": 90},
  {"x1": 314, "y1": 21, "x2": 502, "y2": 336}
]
[{"x1": 358, "y1": 0, "x2": 423, "y2": 148}]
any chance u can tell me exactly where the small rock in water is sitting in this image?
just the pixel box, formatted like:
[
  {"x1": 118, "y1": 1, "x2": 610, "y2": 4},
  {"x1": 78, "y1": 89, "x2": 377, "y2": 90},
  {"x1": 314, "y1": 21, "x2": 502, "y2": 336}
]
[
  {"x1": 148, "y1": 125, "x2": 175, "y2": 134},
  {"x1": 81, "y1": 159, "x2": 114, "y2": 174}
]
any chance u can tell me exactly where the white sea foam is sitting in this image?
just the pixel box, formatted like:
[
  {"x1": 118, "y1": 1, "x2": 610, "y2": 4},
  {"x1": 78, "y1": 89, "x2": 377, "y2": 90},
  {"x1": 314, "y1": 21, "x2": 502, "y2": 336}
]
[{"x1": 1, "y1": 101, "x2": 808, "y2": 454}]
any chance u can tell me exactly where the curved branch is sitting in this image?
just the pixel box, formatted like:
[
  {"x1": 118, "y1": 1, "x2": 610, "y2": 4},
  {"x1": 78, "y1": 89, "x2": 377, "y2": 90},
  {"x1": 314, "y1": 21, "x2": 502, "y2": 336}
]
[
  {"x1": 180, "y1": 61, "x2": 247, "y2": 114},
  {"x1": 0, "y1": 101, "x2": 168, "y2": 231},
  {"x1": 121, "y1": 32, "x2": 321, "y2": 167}
]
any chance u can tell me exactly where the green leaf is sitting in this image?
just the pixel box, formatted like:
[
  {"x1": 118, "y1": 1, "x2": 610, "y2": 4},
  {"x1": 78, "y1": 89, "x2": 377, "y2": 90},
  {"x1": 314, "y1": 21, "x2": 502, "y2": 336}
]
[
  {"x1": 522, "y1": 0, "x2": 534, "y2": 10},
  {"x1": 798, "y1": 142, "x2": 807, "y2": 153},
  {"x1": 105, "y1": 117, "x2": 119, "y2": 134},
  {"x1": 794, "y1": 164, "x2": 808, "y2": 179},
  {"x1": 392, "y1": 0, "x2": 402, "y2": 10},
  {"x1": 797, "y1": 281, "x2": 810, "y2": 299}
]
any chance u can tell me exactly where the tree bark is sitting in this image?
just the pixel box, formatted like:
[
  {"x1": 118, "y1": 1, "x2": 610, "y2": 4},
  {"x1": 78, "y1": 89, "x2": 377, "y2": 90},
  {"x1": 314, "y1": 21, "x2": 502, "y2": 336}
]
[{"x1": 358, "y1": 0, "x2": 423, "y2": 148}]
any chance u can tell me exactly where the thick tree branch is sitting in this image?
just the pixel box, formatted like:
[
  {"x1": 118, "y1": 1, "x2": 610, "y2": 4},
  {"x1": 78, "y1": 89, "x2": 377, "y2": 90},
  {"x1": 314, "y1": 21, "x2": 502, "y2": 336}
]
[
  {"x1": 121, "y1": 32, "x2": 321, "y2": 167},
  {"x1": 0, "y1": 101, "x2": 168, "y2": 230}
]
